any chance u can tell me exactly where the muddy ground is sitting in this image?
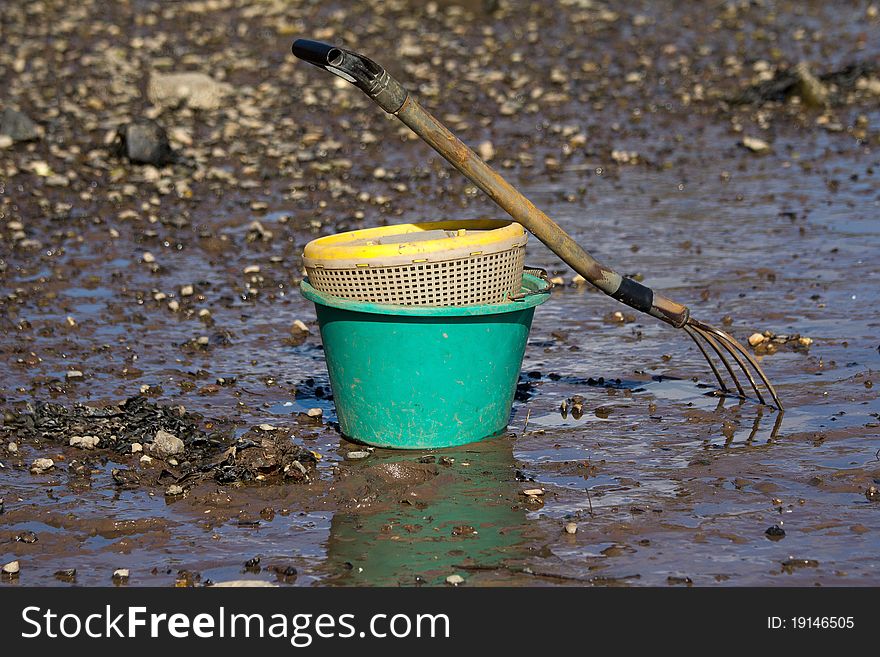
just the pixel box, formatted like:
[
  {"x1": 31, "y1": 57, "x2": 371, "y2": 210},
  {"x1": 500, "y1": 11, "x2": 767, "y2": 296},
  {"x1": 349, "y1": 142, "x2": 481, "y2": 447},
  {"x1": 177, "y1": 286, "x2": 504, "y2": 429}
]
[{"x1": 1, "y1": 0, "x2": 879, "y2": 586}]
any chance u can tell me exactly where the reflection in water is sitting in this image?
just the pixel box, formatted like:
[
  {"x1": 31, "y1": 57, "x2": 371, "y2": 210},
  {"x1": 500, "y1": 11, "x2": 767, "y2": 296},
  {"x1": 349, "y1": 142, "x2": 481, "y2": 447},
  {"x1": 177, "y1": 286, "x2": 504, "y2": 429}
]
[{"x1": 323, "y1": 437, "x2": 529, "y2": 586}]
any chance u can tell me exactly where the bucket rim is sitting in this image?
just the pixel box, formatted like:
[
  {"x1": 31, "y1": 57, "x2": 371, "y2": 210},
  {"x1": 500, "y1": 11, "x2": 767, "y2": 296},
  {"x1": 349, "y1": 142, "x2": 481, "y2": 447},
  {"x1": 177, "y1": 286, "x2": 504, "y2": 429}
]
[{"x1": 300, "y1": 272, "x2": 551, "y2": 316}]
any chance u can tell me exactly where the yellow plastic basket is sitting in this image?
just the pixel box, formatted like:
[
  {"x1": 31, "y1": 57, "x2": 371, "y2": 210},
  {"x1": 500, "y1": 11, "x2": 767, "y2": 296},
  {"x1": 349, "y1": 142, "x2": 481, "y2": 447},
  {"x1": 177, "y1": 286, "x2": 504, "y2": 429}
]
[{"x1": 303, "y1": 220, "x2": 527, "y2": 306}]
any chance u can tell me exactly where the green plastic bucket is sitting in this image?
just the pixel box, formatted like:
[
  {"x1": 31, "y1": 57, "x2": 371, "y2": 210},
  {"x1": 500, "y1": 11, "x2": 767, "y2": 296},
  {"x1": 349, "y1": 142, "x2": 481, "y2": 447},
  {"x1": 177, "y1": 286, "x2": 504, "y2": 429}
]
[{"x1": 300, "y1": 273, "x2": 550, "y2": 449}]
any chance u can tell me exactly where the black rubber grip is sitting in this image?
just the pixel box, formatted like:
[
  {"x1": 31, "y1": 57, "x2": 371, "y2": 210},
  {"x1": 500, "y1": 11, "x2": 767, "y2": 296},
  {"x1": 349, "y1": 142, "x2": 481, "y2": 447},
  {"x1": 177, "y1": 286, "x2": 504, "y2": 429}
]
[{"x1": 612, "y1": 277, "x2": 654, "y2": 314}]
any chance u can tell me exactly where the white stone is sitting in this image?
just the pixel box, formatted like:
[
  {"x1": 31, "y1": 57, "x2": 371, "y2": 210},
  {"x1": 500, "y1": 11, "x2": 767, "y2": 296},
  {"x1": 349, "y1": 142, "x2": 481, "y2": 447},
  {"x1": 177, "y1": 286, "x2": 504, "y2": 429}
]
[
  {"x1": 149, "y1": 429, "x2": 185, "y2": 457},
  {"x1": 31, "y1": 458, "x2": 54, "y2": 473},
  {"x1": 70, "y1": 435, "x2": 100, "y2": 449}
]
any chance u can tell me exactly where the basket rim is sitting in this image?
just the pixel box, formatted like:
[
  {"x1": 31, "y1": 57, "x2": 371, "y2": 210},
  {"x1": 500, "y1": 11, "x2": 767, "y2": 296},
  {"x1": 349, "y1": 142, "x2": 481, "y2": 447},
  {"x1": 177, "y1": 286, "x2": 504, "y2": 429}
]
[
  {"x1": 300, "y1": 272, "x2": 550, "y2": 317},
  {"x1": 303, "y1": 219, "x2": 526, "y2": 267}
]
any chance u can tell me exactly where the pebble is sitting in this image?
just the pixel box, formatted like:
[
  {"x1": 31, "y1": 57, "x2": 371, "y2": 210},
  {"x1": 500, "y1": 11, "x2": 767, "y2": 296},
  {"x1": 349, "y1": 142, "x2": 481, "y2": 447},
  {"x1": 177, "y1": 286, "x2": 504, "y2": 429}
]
[
  {"x1": 148, "y1": 429, "x2": 185, "y2": 457},
  {"x1": 142, "y1": 251, "x2": 156, "y2": 263},
  {"x1": 31, "y1": 458, "x2": 55, "y2": 474},
  {"x1": 741, "y1": 136, "x2": 771, "y2": 153},
  {"x1": 139, "y1": 455, "x2": 153, "y2": 464},
  {"x1": 148, "y1": 71, "x2": 232, "y2": 110},
  {"x1": 66, "y1": 370, "x2": 84, "y2": 380},
  {"x1": 291, "y1": 319, "x2": 309, "y2": 334},
  {"x1": 306, "y1": 408, "x2": 323, "y2": 418},
  {"x1": 564, "y1": 522, "x2": 578, "y2": 534},
  {"x1": 131, "y1": 443, "x2": 143, "y2": 453},
  {"x1": 765, "y1": 524, "x2": 786, "y2": 539},
  {"x1": 477, "y1": 140, "x2": 495, "y2": 161},
  {"x1": 748, "y1": 332, "x2": 766, "y2": 346},
  {"x1": 866, "y1": 485, "x2": 879, "y2": 502},
  {"x1": 2, "y1": 560, "x2": 21, "y2": 576},
  {"x1": 346, "y1": 451, "x2": 370, "y2": 460},
  {"x1": 0, "y1": 107, "x2": 40, "y2": 142},
  {"x1": 112, "y1": 568, "x2": 130, "y2": 581},
  {"x1": 445, "y1": 574, "x2": 465, "y2": 586},
  {"x1": 258, "y1": 424, "x2": 278, "y2": 431},
  {"x1": 522, "y1": 488, "x2": 544, "y2": 497},
  {"x1": 7, "y1": 442, "x2": 17, "y2": 454},
  {"x1": 165, "y1": 484, "x2": 184, "y2": 496},
  {"x1": 70, "y1": 435, "x2": 100, "y2": 449},
  {"x1": 180, "y1": 284, "x2": 194, "y2": 297},
  {"x1": 794, "y1": 62, "x2": 828, "y2": 107},
  {"x1": 113, "y1": 120, "x2": 175, "y2": 165},
  {"x1": 0, "y1": 134, "x2": 12, "y2": 149}
]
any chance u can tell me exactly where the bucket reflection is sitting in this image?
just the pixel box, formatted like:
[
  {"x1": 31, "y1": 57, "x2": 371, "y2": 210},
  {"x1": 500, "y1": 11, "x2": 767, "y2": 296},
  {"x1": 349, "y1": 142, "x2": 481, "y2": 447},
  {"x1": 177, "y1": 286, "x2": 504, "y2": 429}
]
[{"x1": 323, "y1": 436, "x2": 530, "y2": 586}]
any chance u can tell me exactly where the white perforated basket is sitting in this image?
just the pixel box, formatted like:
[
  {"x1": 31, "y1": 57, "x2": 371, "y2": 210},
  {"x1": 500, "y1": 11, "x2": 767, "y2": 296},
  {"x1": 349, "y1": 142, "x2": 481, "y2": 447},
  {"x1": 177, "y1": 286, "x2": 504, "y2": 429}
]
[{"x1": 303, "y1": 220, "x2": 527, "y2": 306}]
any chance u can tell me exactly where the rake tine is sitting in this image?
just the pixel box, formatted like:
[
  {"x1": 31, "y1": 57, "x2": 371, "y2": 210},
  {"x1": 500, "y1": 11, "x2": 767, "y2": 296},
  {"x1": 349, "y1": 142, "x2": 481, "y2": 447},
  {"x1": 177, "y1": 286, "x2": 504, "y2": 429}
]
[
  {"x1": 689, "y1": 325, "x2": 748, "y2": 399},
  {"x1": 683, "y1": 325, "x2": 728, "y2": 394},
  {"x1": 691, "y1": 320, "x2": 783, "y2": 410},
  {"x1": 710, "y1": 332, "x2": 767, "y2": 405}
]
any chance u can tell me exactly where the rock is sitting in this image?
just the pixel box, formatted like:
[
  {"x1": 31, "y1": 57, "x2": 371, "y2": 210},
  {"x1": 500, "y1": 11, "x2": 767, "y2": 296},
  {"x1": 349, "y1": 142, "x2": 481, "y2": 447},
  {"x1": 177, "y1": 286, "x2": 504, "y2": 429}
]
[
  {"x1": 180, "y1": 284, "x2": 194, "y2": 297},
  {"x1": 477, "y1": 140, "x2": 495, "y2": 161},
  {"x1": 131, "y1": 443, "x2": 143, "y2": 453},
  {"x1": 290, "y1": 319, "x2": 309, "y2": 334},
  {"x1": 741, "y1": 136, "x2": 771, "y2": 153},
  {"x1": 748, "y1": 333, "x2": 767, "y2": 346},
  {"x1": 611, "y1": 149, "x2": 639, "y2": 164},
  {"x1": 165, "y1": 484, "x2": 184, "y2": 496},
  {"x1": 258, "y1": 424, "x2": 278, "y2": 431},
  {"x1": 306, "y1": 408, "x2": 323, "y2": 418},
  {"x1": 7, "y1": 442, "x2": 17, "y2": 454},
  {"x1": 31, "y1": 458, "x2": 55, "y2": 474},
  {"x1": 564, "y1": 522, "x2": 578, "y2": 534},
  {"x1": 0, "y1": 134, "x2": 13, "y2": 149},
  {"x1": 15, "y1": 531, "x2": 37, "y2": 544},
  {"x1": 139, "y1": 455, "x2": 153, "y2": 464},
  {"x1": 765, "y1": 524, "x2": 786, "y2": 540},
  {"x1": 149, "y1": 429, "x2": 185, "y2": 457},
  {"x1": 445, "y1": 574, "x2": 465, "y2": 586},
  {"x1": 112, "y1": 568, "x2": 130, "y2": 581},
  {"x1": 113, "y1": 120, "x2": 175, "y2": 165},
  {"x1": 346, "y1": 451, "x2": 370, "y2": 460},
  {"x1": 794, "y1": 62, "x2": 829, "y2": 107},
  {"x1": 0, "y1": 107, "x2": 40, "y2": 142},
  {"x1": 2, "y1": 560, "x2": 20, "y2": 576},
  {"x1": 54, "y1": 569, "x2": 76, "y2": 582},
  {"x1": 70, "y1": 435, "x2": 100, "y2": 449},
  {"x1": 522, "y1": 488, "x2": 544, "y2": 497},
  {"x1": 66, "y1": 370, "x2": 84, "y2": 380},
  {"x1": 142, "y1": 251, "x2": 156, "y2": 263},
  {"x1": 148, "y1": 71, "x2": 232, "y2": 110},
  {"x1": 866, "y1": 485, "x2": 879, "y2": 502}
]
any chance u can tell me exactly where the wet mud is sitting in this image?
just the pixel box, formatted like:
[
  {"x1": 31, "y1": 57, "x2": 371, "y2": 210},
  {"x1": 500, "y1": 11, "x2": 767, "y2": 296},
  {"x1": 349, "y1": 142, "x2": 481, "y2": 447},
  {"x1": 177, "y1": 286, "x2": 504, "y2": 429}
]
[{"x1": 1, "y1": 0, "x2": 879, "y2": 586}]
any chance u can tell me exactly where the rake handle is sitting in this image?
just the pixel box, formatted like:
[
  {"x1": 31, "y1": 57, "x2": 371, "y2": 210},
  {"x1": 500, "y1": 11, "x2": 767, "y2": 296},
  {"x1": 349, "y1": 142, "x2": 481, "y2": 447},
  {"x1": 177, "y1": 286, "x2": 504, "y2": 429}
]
[{"x1": 291, "y1": 39, "x2": 691, "y2": 328}]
